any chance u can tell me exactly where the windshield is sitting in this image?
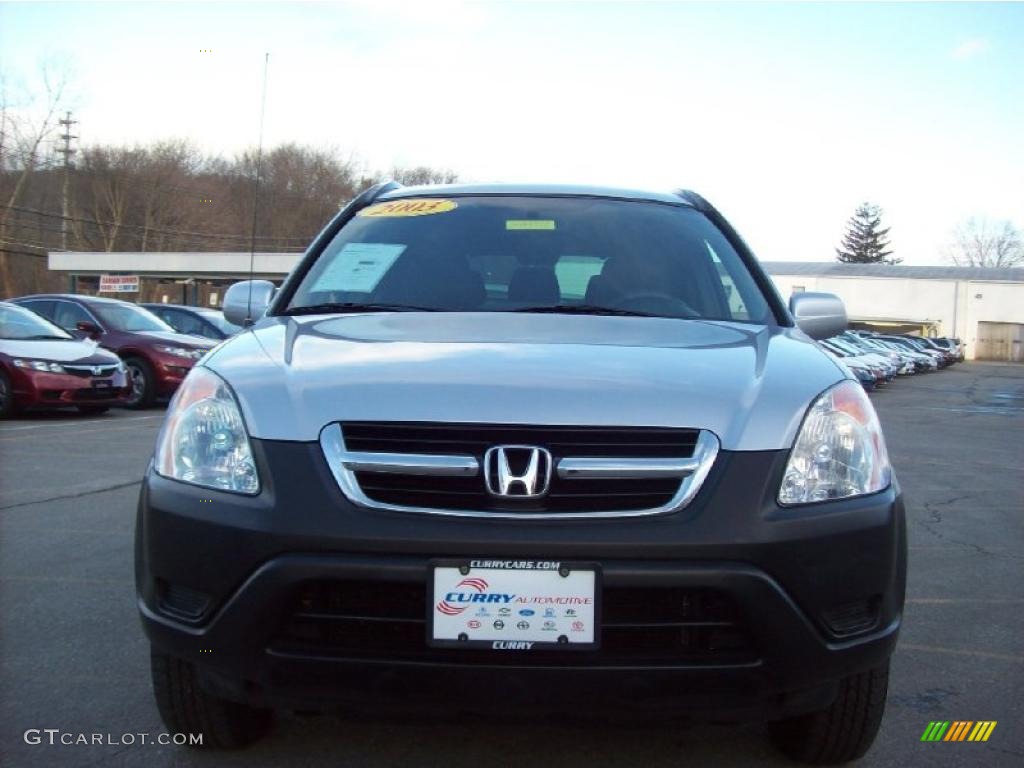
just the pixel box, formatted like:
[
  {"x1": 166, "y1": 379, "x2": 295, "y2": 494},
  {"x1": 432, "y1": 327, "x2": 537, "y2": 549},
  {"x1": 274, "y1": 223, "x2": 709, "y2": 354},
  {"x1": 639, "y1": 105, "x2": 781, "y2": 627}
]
[
  {"x1": 198, "y1": 309, "x2": 242, "y2": 335},
  {"x1": 286, "y1": 196, "x2": 773, "y2": 323},
  {"x1": 91, "y1": 303, "x2": 175, "y2": 333},
  {"x1": 0, "y1": 304, "x2": 74, "y2": 340}
]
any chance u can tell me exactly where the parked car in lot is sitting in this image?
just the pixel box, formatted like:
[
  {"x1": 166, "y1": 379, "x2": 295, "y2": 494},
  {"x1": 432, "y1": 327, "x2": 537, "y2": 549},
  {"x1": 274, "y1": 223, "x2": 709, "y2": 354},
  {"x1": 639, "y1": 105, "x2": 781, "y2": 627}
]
[
  {"x1": 141, "y1": 303, "x2": 242, "y2": 341},
  {"x1": 0, "y1": 301, "x2": 129, "y2": 417},
  {"x1": 930, "y1": 337, "x2": 964, "y2": 361},
  {"x1": 12, "y1": 294, "x2": 216, "y2": 408},
  {"x1": 137, "y1": 183, "x2": 905, "y2": 764},
  {"x1": 874, "y1": 334, "x2": 947, "y2": 368}
]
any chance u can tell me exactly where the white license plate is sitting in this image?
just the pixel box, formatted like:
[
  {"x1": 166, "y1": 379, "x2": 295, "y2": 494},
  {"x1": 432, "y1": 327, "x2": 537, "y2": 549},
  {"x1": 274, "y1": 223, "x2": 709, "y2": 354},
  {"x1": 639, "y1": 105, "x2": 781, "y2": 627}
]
[{"x1": 429, "y1": 560, "x2": 599, "y2": 650}]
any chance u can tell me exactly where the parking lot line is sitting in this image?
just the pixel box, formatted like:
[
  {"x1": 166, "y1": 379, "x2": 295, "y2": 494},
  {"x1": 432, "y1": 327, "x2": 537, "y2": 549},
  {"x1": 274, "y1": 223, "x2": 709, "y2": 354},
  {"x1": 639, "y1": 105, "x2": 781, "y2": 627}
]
[
  {"x1": 901, "y1": 643, "x2": 1024, "y2": 663},
  {"x1": 907, "y1": 598, "x2": 1024, "y2": 605},
  {"x1": 0, "y1": 414, "x2": 164, "y2": 434}
]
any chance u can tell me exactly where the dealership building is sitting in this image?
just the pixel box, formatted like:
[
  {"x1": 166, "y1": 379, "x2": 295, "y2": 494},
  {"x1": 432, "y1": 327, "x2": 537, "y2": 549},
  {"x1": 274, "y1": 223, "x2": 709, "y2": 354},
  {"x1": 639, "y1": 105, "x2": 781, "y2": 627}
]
[{"x1": 47, "y1": 252, "x2": 1024, "y2": 362}]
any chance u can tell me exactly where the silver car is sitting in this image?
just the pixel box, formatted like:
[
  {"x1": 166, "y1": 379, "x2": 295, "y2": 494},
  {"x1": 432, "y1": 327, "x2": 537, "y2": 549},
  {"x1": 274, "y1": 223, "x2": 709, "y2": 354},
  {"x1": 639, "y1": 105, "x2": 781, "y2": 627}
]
[{"x1": 137, "y1": 183, "x2": 905, "y2": 764}]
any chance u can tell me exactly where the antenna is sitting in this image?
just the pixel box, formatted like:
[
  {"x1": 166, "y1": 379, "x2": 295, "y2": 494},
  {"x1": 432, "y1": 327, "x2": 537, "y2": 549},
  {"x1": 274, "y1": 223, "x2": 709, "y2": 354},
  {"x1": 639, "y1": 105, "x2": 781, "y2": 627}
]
[{"x1": 246, "y1": 52, "x2": 270, "y2": 325}]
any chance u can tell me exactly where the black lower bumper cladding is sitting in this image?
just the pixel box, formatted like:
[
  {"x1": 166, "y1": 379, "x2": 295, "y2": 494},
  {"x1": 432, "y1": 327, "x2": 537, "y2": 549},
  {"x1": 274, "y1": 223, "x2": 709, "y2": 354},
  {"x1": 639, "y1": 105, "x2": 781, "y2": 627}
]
[{"x1": 135, "y1": 438, "x2": 907, "y2": 719}]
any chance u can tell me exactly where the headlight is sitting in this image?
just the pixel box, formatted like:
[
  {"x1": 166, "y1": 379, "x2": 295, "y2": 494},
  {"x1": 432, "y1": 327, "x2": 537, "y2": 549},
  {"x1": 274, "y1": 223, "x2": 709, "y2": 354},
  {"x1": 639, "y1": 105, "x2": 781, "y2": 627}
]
[
  {"x1": 154, "y1": 367, "x2": 259, "y2": 494},
  {"x1": 12, "y1": 359, "x2": 65, "y2": 373},
  {"x1": 779, "y1": 380, "x2": 891, "y2": 505},
  {"x1": 155, "y1": 344, "x2": 203, "y2": 360}
]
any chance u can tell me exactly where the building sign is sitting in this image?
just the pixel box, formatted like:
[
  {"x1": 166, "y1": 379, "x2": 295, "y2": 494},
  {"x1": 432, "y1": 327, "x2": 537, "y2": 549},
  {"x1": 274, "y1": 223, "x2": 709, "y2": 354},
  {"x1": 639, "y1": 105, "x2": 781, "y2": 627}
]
[{"x1": 99, "y1": 275, "x2": 139, "y2": 293}]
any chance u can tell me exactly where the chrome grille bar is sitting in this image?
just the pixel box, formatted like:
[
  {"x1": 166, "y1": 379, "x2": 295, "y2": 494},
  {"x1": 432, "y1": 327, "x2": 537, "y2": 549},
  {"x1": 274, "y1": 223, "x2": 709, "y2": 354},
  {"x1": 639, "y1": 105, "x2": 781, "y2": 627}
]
[
  {"x1": 557, "y1": 455, "x2": 702, "y2": 479},
  {"x1": 341, "y1": 452, "x2": 478, "y2": 477}
]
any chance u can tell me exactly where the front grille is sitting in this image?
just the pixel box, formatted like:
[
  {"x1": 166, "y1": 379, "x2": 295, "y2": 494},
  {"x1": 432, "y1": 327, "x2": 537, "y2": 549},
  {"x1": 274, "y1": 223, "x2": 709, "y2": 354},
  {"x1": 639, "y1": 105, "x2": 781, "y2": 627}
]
[
  {"x1": 341, "y1": 422, "x2": 702, "y2": 514},
  {"x1": 63, "y1": 364, "x2": 119, "y2": 378},
  {"x1": 271, "y1": 580, "x2": 755, "y2": 666}
]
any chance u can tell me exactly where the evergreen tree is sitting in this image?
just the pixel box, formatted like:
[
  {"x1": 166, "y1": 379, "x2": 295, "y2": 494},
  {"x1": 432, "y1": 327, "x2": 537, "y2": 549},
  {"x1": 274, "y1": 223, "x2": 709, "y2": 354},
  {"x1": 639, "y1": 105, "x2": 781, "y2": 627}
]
[{"x1": 835, "y1": 203, "x2": 900, "y2": 264}]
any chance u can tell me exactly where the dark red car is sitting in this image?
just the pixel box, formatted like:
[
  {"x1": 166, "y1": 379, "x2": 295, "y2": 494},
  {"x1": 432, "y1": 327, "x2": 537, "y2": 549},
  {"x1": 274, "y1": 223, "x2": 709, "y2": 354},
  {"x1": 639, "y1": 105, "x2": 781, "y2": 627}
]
[
  {"x1": 0, "y1": 301, "x2": 130, "y2": 417},
  {"x1": 12, "y1": 294, "x2": 216, "y2": 408}
]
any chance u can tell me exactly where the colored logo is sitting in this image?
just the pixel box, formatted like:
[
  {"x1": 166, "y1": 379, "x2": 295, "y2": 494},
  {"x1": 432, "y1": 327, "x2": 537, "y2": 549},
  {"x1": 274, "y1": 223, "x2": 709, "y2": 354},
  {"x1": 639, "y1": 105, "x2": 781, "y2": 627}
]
[
  {"x1": 572, "y1": 621, "x2": 585, "y2": 632},
  {"x1": 565, "y1": 608, "x2": 577, "y2": 617},
  {"x1": 436, "y1": 578, "x2": 489, "y2": 616},
  {"x1": 921, "y1": 721, "x2": 997, "y2": 742},
  {"x1": 519, "y1": 609, "x2": 535, "y2": 617},
  {"x1": 493, "y1": 619, "x2": 505, "y2": 630},
  {"x1": 467, "y1": 620, "x2": 481, "y2": 629}
]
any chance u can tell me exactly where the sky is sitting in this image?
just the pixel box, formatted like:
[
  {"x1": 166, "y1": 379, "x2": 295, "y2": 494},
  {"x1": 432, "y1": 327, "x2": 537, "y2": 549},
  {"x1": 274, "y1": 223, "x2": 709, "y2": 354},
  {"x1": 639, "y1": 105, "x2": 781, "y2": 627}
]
[{"x1": 1, "y1": 1, "x2": 1022, "y2": 265}]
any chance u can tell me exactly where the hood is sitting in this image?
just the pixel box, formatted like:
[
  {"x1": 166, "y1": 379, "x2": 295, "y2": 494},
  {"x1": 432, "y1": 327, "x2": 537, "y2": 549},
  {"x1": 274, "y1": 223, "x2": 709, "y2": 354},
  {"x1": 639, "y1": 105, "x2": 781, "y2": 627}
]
[
  {"x1": 204, "y1": 313, "x2": 849, "y2": 451},
  {"x1": 0, "y1": 337, "x2": 120, "y2": 364},
  {"x1": 135, "y1": 331, "x2": 217, "y2": 349}
]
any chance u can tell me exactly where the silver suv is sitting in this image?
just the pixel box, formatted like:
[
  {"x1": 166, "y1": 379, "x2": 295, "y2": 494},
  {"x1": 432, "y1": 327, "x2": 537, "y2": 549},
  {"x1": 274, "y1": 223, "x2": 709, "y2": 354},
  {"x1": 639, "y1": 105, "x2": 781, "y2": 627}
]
[{"x1": 136, "y1": 183, "x2": 905, "y2": 764}]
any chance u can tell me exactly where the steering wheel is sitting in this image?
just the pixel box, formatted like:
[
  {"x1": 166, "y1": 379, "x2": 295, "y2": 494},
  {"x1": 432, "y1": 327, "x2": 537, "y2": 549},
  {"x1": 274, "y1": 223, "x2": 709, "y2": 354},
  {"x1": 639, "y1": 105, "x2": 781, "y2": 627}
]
[{"x1": 606, "y1": 291, "x2": 698, "y2": 317}]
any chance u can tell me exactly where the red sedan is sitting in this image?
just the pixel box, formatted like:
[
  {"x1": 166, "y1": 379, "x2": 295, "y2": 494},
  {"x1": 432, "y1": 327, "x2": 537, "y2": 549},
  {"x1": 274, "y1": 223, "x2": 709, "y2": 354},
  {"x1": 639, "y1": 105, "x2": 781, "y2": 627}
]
[{"x1": 0, "y1": 301, "x2": 130, "y2": 417}]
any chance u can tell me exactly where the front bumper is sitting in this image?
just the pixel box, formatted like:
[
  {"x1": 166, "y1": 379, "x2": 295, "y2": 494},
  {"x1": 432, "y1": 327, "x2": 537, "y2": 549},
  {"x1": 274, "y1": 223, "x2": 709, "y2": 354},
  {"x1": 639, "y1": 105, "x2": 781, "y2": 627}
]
[
  {"x1": 136, "y1": 438, "x2": 907, "y2": 720},
  {"x1": 13, "y1": 369, "x2": 130, "y2": 408},
  {"x1": 150, "y1": 354, "x2": 197, "y2": 397}
]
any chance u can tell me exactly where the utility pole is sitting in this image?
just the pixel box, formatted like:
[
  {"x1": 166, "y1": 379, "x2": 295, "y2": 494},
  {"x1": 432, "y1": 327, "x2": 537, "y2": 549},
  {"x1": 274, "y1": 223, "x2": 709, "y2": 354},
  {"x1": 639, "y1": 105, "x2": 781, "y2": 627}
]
[{"x1": 55, "y1": 111, "x2": 78, "y2": 252}]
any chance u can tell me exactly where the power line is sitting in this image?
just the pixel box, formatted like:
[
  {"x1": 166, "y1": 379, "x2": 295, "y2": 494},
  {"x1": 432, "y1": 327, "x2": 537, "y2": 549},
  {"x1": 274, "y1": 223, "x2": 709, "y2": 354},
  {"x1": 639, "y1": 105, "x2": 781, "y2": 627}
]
[{"x1": 5, "y1": 203, "x2": 312, "y2": 244}]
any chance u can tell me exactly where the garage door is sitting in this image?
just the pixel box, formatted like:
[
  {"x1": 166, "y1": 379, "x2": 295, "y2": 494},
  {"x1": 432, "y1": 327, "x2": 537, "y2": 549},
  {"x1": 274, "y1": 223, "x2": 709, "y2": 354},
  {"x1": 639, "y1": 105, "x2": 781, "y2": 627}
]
[{"x1": 975, "y1": 322, "x2": 1024, "y2": 362}]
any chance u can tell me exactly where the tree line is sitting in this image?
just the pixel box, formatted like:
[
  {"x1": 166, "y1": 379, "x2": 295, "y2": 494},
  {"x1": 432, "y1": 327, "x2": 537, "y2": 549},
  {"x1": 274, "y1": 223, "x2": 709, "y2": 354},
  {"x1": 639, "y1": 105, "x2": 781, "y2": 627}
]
[
  {"x1": 0, "y1": 136, "x2": 456, "y2": 296},
  {"x1": 835, "y1": 202, "x2": 1021, "y2": 268}
]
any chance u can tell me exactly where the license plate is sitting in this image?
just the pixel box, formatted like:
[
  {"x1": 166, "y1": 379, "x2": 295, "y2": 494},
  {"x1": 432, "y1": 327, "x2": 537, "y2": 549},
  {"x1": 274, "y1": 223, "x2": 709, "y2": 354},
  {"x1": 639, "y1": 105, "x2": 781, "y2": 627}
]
[
  {"x1": 429, "y1": 559, "x2": 599, "y2": 650},
  {"x1": 93, "y1": 380, "x2": 111, "y2": 388}
]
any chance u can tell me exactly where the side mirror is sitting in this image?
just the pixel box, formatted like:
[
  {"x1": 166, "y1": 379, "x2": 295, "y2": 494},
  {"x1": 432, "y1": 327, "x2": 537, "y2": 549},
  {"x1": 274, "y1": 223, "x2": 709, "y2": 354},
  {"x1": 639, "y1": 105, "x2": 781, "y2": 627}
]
[
  {"x1": 789, "y1": 292, "x2": 847, "y2": 340},
  {"x1": 76, "y1": 320, "x2": 104, "y2": 339},
  {"x1": 223, "y1": 280, "x2": 276, "y2": 327}
]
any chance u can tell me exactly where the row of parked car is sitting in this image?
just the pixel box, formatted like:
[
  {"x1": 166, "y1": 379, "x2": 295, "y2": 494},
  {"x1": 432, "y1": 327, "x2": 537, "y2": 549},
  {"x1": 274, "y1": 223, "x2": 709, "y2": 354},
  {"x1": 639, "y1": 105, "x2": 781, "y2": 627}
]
[
  {"x1": 0, "y1": 290, "x2": 963, "y2": 418},
  {"x1": 0, "y1": 293, "x2": 241, "y2": 418},
  {"x1": 819, "y1": 330, "x2": 964, "y2": 390}
]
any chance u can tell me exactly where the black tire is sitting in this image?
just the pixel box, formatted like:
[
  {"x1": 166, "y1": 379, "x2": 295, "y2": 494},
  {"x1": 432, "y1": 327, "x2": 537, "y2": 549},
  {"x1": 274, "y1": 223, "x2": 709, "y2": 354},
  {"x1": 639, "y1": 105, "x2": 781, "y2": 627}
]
[
  {"x1": 124, "y1": 357, "x2": 156, "y2": 409},
  {"x1": 150, "y1": 650, "x2": 271, "y2": 749},
  {"x1": 768, "y1": 661, "x2": 889, "y2": 765},
  {"x1": 0, "y1": 370, "x2": 14, "y2": 419},
  {"x1": 77, "y1": 405, "x2": 110, "y2": 415}
]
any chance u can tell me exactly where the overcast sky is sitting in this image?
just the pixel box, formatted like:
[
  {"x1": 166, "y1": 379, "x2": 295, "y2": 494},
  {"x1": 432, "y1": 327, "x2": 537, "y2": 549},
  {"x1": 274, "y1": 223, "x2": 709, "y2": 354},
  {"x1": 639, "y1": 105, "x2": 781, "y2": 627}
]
[{"x1": 2, "y1": 1, "x2": 1021, "y2": 265}]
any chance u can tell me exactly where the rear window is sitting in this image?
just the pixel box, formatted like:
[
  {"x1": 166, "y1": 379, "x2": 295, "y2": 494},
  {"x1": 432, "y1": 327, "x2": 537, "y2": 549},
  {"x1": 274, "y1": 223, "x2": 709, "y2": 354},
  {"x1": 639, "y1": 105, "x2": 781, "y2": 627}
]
[{"x1": 287, "y1": 196, "x2": 772, "y2": 324}]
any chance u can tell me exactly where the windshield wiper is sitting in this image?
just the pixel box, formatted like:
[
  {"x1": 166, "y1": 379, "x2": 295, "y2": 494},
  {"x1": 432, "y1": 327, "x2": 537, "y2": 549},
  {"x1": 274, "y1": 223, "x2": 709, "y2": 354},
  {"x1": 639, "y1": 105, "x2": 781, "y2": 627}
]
[
  {"x1": 282, "y1": 302, "x2": 441, "y2": 316},
  {"x1": 25, "y1": 334, "x2": 72, "y2": 340},
  {"x1": 512, "y1": 304, "x2": 659, "y2": 318}
]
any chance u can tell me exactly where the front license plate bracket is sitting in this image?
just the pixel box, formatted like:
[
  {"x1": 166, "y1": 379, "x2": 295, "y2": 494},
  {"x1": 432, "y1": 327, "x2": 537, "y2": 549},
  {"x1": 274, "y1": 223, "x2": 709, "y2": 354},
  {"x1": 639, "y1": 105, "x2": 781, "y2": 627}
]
[{"x1": 428, "y1": 559, "x2": 600, "y2": 651}]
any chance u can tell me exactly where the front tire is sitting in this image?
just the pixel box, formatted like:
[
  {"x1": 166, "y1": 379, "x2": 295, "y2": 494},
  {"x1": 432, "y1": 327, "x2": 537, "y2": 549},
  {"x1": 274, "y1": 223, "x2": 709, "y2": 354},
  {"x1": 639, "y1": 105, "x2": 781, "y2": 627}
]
[
  {"x1": 150, "y1": 650, "x2": 271, "y2": 749},
  {"x1": 768, "y1": 661, "x2": 889, "y2": 765},
  {"x1": 0, "y1": 370, "x2": 14, "y2": 418},
  {"x1": 124, "y1": 357, "x2": 155, "y2": 409}
]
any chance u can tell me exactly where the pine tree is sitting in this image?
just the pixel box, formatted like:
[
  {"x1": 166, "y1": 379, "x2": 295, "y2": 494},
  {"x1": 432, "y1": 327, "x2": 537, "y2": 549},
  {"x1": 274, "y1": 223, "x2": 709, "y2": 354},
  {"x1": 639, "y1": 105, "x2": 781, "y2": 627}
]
[{"x1": 835, "y1": 203, "x2": 900, "y2": 264}]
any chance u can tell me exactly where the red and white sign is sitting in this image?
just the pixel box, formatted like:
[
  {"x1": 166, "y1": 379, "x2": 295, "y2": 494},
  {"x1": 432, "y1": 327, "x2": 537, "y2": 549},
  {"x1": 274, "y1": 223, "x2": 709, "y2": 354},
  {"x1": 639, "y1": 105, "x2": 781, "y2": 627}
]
[{"x1": 99, "y1": 275, "x2": 139, "y2": 293}]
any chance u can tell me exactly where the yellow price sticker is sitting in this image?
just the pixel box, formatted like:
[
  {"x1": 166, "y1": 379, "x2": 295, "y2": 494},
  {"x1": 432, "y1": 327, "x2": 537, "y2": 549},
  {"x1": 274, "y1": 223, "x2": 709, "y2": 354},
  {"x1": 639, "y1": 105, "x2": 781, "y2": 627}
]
[
  {"x1": 359, "y1": 199, "x2": 458, "y2": 218},
  {"x1": 506, "y1": 220, "x2": 556, "y2": 231}
]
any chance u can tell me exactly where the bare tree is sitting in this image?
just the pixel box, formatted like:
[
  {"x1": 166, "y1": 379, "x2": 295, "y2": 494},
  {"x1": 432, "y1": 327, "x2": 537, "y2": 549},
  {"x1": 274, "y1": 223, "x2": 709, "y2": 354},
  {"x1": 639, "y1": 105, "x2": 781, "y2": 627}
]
[
  {"x1": 390, "y1": 165, "x2": 458, "y2": 186},
  {"x1": 0, "y1": 60, "x2": 73, "y2": 288},
  {"x1": 946, "y1": 217, "x2": 1023, "y2": 268}
]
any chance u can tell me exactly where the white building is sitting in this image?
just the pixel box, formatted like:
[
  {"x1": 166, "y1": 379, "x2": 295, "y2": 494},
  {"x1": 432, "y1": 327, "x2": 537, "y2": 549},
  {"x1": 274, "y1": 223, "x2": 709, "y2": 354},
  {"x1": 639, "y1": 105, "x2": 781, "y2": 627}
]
[
  {"x1": 764, "y1": 262, "x2": 1024, "y2": 361},
  {"x1": 47, "y1": 253, "x2": 1024, "y2": 361}
]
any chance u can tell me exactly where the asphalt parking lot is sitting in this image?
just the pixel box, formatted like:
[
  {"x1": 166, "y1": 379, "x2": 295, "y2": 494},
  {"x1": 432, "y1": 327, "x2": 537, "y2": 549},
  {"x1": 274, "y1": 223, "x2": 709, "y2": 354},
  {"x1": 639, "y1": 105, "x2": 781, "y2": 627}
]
[{"x1": 1, "y1": 362, "x2": 1022, "y2": 767}]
